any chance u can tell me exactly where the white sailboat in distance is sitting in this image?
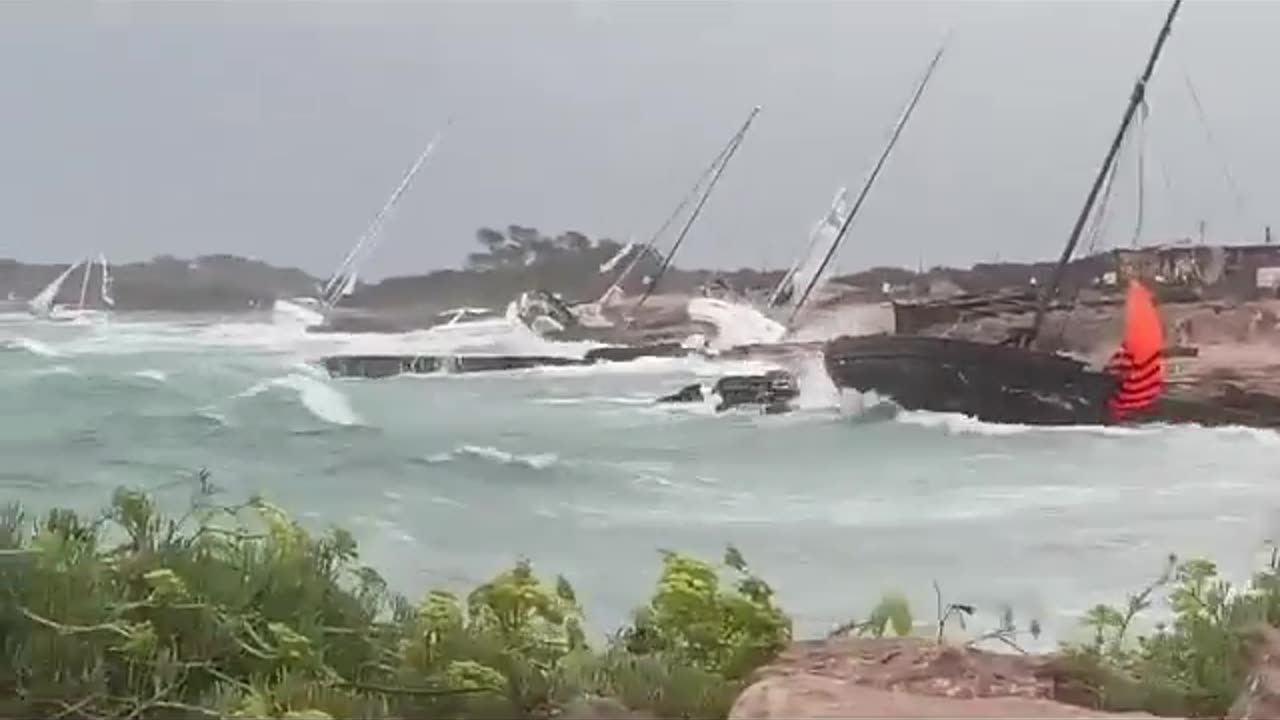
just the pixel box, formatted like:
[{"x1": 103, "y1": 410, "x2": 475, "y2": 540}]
[{"x1": 28, "y1": 254, "x2": 115, "y2": 322}]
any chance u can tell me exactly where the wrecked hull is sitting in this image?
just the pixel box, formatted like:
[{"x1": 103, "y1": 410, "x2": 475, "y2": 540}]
[
  {"x1": 319, "y1": 343, "x2": 695, "y2": 379},
  {"x1": 823, "y1": 334, "x2": 1116, "y2": 426},
  {"x1": 320, "y1": 354, "x2": 592, "y2": 379}
]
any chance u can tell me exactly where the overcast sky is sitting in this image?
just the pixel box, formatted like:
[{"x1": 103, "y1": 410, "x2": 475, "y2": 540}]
[{"x1": 1, "y1": 0, "x2": 1276, "y2": 278}]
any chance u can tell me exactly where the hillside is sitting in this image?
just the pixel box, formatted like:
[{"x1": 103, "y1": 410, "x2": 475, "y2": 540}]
[{"x1": 0, "y1": 225, "x2": 1122, "y2": 314}]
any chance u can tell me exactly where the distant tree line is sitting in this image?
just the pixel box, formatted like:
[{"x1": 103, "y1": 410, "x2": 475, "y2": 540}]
[
  {"x1": 355, "y1": 225, "x2": 726, "y2": 311},
  {"x1": 0, "y1": 227, "x2": 1126, "y2": 314}
]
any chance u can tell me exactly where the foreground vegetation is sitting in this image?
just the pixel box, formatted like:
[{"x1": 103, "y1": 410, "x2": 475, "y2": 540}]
[{"x1": 2, "y1": 477, "x2": 1279, "y2": 719}]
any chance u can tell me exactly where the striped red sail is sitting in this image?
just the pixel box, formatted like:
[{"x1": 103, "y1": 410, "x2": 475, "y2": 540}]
[{"x1": 1106, "y1": 279, "x2": 1166, "y2": 420}]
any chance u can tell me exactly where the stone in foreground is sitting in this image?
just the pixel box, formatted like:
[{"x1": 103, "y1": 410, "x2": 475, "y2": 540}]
[{"x1": 729, "y1": 637, "x2": 1162, "y2": 719}]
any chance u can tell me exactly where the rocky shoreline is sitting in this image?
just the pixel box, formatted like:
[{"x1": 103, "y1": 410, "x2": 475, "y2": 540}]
[{"x1": 9, "y1": 246, "x2": 1280, "y2": 430}]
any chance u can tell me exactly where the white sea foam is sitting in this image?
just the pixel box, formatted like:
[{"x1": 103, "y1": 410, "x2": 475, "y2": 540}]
[
  {"x1": 237, "y1": 373, "x2": 363, "y2": 426},
  {"x1": 4, "y1": 337, "x2": 63, "y2": 357},
  {"x1": 425, "y1": 444, "x2": 560, "y2": 470},
  {"x1": 133, "y1": 369, "x2": 168, "y2": 382}
]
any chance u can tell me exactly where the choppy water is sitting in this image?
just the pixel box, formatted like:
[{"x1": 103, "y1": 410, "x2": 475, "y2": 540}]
[{"x1": 2, "y1": 310, "x2": 1277, "y2": 648}]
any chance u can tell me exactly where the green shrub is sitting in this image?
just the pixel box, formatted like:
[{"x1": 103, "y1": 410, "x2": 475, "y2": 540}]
[
  {"x1": 1058, "y1": 552, "x2": 1280, "y2": 717},
  {"x1": 7, "y1": 479, "x2": 1280, "y2": 720},
  {"x1": 0, "y1": 482, "x2": 792, "y2": 719}
]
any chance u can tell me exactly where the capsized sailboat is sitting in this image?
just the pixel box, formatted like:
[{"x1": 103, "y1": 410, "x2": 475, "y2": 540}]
[{"x1": 823, "y1": 0, "x2": 1183, "y2": 426}]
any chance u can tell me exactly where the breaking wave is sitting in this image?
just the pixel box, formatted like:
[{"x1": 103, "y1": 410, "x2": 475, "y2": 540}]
[
  {"x1": 423, "y1": 444, "x2": 559, "y2": 470},
  {"x1": 133, "y1": 369, "x2": 169, "y2": 383},
  {"x1": 32, "y1": 364, "x2": 77, "y2": 377},
  {"x1": 896, "y1": 409, "x2": 1280, "y2": 445},
  {"x1": 3, "y1": 337, "x2": 62, "y2": 357},
  {"x1": 237, "y1": 373, "x2": 363, "y2": 427}
]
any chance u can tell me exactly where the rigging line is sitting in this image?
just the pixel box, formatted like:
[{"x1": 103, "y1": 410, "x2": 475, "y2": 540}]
[
  {"x1": 1181, "y1": 64, "x2": 1250, "y2": 221},
  {"x1": 629, "y1": 105, "x2": 762, "y2": 318},
  {"x1": 1130, "y1": 99, "x2": 1150, "y2": 249},
  {"x1": 603, "y1": 134, "x2": 739, "y2": 302},
  {"x1": 1082, "y1": 113, "x2": 1134, "y2": 260},
  {"x1": 785, "y1": 37, "x2": 949, "y2": 330},
  {"x1": 323, "y1": 120, "x2": 452, "y2": 309},
  {"x1": 1053, "y1": 111, "x2": 1137, "y2": 348}
]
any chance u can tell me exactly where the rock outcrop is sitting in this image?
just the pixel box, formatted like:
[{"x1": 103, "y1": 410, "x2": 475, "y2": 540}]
[{"x1": 728, "y1": 637, "x2": 1162, "y2": 719}]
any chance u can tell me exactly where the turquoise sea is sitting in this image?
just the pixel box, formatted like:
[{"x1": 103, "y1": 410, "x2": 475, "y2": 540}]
[{"x1": 1, "y1": 310, "x2": 1276, "y2": 648}]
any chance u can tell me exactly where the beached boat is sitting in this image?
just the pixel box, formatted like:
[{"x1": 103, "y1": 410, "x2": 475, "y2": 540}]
[
  {"x1": 686, "y1": 40, "x2": 944, "y2": 351},
  {"x1": 822, "y1": 0, "x2": 1184, "y2": 426},
  {"x1": 684, "y1": 184, "x2": 855, "y2": 349}
]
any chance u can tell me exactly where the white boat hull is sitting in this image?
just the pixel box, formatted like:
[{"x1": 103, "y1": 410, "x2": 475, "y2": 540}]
[
  {"x1": 273, "y1": 297, "x2": 326, "y2": 328},
  {"x1": 47, "y1": 306, "x2": 108, "y2": 323}
]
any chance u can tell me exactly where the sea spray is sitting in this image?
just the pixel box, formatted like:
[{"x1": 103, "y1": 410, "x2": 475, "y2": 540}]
[
  {"x1": 685, "y1": 297, "x2": 786, "y2": 351},
  {"x1": 792, "y1": 352, "x2": 841, "y2": 411}
]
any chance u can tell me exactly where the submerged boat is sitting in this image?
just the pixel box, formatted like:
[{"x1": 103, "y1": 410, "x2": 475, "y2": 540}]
[{"x1": 823, "y1": 0, "x2": 1184, "y2": 426}]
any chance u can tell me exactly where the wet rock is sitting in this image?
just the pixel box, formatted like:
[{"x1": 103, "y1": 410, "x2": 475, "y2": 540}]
[
  {"x1": 729, "y1": 637, "x2": 1162, "y2": 719},
  {"x1": 655, "y1": 370, "x2": 800, "y2": 413},
  {"x1": 657, "y1": 383, "x2": 704, "y2": 403},
  {"x1": 713, "y1": 370, "x2": 798, "y2": 413}
]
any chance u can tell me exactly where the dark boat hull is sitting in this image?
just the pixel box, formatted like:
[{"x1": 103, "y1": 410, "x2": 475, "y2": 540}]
[{"x1": 823, "y1": 334, "x2": 1116, "y2": 426}]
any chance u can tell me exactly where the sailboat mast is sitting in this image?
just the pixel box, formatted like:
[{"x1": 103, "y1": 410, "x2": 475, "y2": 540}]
[
  {"x1": 786, "y1": 42, "x2": 947, "y2": 329},
  {"x1": 323, "y1": 121, "x2": 451, "y2": 310},
  {"x1": 600, "y1": 134, "x2": 740, "y2": 305},
  {"x1": 630, "y1": 105, "x2": 762, "y2": 317},
  {"x1": 1028, "y1": 0, "x2": 1182, "y2": 347},
  {"x1": 77, "y1": 255, "x2": 93, "y2": 309}
]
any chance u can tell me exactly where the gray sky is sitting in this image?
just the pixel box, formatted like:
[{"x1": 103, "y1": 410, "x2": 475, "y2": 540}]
[{"x1": 1, "y1": 0, "x2": 1276, "y2": 278}]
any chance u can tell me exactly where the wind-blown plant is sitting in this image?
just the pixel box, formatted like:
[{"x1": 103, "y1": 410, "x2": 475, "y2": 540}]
[
  {"x1": 0, "y1": 480, "x2": 793, "y2": 720},
  {"x1": 1056, "y1": 551, "x2": 1280, "y2": 718},
  {"x1": 5, "y1": 478, "x2": 1279, "y2": 719}
]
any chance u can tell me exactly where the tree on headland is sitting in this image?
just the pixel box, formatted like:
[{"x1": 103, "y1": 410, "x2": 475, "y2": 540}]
[{"x1": 465, "y1": 225, "x2": 626, "y2": 276}]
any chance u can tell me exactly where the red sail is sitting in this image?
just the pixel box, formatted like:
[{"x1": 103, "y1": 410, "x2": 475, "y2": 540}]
[{"x1": 1106, "y1": 279, "x2": 1166, "y2": 419}]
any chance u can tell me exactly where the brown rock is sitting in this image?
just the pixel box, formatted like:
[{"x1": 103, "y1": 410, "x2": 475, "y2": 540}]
[
  {"x1": 729, "y1": 637, "x2": 1165, "y2": 719},
  {"x1": 1228, "y1": 625, "x2": 1280, "y2": 720}
]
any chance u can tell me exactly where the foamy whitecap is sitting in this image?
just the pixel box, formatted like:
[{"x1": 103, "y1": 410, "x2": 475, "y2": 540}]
[
  {"x1": 896, "y1": 410, "x2": 1147, "y2": 437},
  {"x1": 426, "y1": 444, "x2": 559, "y2": 470},
  {"x1": 32, "y1": 364, "x2": 77, "y2": 377},
  {"x1": 133, "y1": 369, "x2": 168, "y2": 382},
  {"x1": 4, "y1": 337, "x2": 63, "y2": 358}
]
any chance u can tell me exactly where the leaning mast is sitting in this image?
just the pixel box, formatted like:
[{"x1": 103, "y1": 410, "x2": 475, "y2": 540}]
[
  {"x1": 628, "y1": 105, "x2": 762, "y2": 318},
  {"x1": 1027, "y1": 0, "x2": 1183, "y2": 347},
  {"x1": 785, "y1": 41, "x2": 947, "y2": 329}
]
